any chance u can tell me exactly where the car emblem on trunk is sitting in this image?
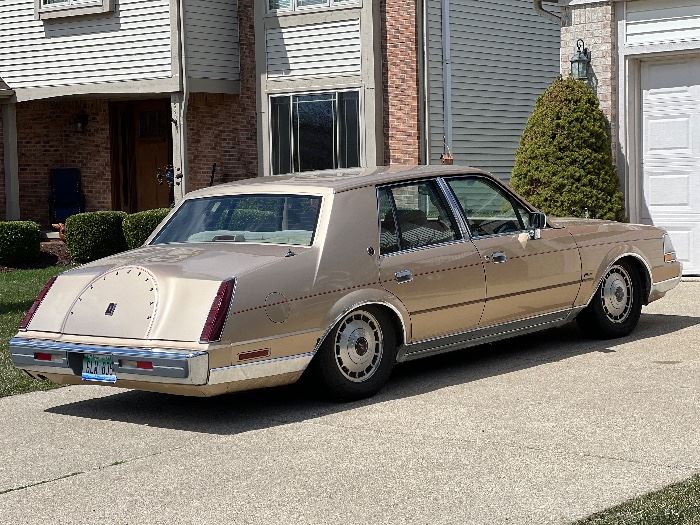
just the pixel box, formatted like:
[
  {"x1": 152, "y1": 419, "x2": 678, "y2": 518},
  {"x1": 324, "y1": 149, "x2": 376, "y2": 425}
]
[{"x1": 105, "y1": 303, "x2": 117, "y2": 316}]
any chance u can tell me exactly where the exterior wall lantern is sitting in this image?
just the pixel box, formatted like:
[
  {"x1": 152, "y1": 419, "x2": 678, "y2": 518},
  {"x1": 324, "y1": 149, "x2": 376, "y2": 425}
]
[{"x1": 570, "y1": 39, "x2": 592, "y2": 81}]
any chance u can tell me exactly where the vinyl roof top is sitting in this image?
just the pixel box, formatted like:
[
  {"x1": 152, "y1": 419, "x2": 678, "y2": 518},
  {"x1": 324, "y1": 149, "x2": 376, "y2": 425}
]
[{"x1": 187, "y1": 165, "x2": 491, "y2": 197}]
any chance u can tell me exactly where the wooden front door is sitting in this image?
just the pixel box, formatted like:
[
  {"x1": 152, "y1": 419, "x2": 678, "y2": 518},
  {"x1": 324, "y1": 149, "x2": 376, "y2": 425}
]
[
  {"x1": 133, "y1": 100, "x2": 172, "y2": 210},
  {"x1": 111, "y1": 99, "x2": 172, "y2": 212}
]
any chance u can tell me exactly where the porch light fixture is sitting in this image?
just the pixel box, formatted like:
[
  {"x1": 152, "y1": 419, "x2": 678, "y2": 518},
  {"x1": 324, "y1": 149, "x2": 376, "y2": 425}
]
[{"x1": 570, "y1": 39, "x2": 592, "y2": 81}]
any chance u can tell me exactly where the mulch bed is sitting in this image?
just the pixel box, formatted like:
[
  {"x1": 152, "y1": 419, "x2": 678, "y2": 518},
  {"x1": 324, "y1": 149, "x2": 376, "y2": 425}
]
[{"x1": 0, "y1": 241, "x2": 73, "y2": 272}]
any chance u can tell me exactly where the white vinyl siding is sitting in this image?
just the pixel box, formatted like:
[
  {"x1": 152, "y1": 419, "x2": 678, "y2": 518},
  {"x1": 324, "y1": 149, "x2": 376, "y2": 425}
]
[
  {"x1": 266, "y1": 19, "x2": 361, "y2": 79},
  {"x1": 426, "y1": 0, "x2": 560, "y2": 179},
  {"x1": 626, "y1": 0, "x2": 700, "y2": 46},
  {"x1": 0, "y1": 0, "x2": 172, "y2": 90},
  {"x1": 184, "y1": 0, "x2": 240, "y2": 82}
]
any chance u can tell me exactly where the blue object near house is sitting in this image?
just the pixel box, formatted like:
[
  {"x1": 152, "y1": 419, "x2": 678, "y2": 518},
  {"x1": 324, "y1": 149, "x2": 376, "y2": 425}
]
[{"x1": 50, "y1": 168, "x2": 85, "y2": 223}]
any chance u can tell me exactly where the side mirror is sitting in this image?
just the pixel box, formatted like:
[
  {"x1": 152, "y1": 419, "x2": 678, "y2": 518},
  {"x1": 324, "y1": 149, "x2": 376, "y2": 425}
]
[
  {"x1": 528, "y1": 212, "x2": 546, "y2": 240},
  {"x1": 529, "y1": 212, "x2": 547, "y2": 229}
]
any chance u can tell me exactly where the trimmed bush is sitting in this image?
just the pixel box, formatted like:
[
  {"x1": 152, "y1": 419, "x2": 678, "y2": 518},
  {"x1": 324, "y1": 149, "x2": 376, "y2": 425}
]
[
  {"x1": 123, "y1": 208, "x2": 170, "y2": 249},
  {"x1": 511, "y1": 77, "x2": 625, "y2": 221},
  {"x1": 65, "y1": 211, "x2": 127, "y2": 263},
  {"x1": 0, "y1": 221, "x2": 41, "y2": 265}
]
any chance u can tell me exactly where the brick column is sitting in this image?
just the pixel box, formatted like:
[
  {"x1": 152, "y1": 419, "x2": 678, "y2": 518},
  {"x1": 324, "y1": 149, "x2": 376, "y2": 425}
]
[
  {"x1": 560, "y1": 1, "x2": 618, "y2": 152},
  {"x1": 381, "y1": 0, "x2": 420, "y2": 165}
]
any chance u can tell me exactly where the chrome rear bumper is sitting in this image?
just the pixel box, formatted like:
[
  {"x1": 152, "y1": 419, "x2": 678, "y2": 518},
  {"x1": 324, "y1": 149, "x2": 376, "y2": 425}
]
[{"x1": 9, "y1": 338, "x2": 209, "y2": 385}]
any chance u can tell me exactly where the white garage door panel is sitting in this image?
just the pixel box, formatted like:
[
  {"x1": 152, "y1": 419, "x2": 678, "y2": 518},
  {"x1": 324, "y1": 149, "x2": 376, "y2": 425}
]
[{"x1": 642, "y1": 58, "x2": 700, "y2": 275}]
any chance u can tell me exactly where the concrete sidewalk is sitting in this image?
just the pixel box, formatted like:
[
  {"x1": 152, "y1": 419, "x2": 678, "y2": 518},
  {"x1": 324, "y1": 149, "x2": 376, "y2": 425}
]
[{"x1": 1, "y1": 284, "x2": 698, "y2": 524}]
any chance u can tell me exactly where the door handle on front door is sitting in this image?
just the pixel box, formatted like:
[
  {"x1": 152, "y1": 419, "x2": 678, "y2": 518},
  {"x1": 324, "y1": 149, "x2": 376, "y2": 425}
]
[
  {"x1": 394, "y1": 269, "x2": 413, "y2": 284},
  {"x1": 490, "y1": 251, "x2": 508, "y2": 264}
]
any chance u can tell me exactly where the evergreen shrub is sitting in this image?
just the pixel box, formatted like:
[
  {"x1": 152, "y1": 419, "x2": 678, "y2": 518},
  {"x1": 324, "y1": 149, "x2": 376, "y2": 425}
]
[
  {"x1": 123, "y1": 208, "x2": 170, "y2": 249},
  {"x1": 511, "y1": 77, "x2": 625, "y2": 221},
  {"x1": 65, "y1": 211, "x2": 127, "y2": 263},
  {"x1": 0, "y1": 221, "x2": 41, "y2": 265}
]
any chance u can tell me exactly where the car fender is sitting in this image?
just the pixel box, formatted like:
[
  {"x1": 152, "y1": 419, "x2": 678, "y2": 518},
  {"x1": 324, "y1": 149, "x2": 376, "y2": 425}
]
[
  {"x1": 314, "y1": 287, "x2": 411, "y2": 354},
  {"x1": 578, "y1": 243, "x2": 654, "y2": 307}
]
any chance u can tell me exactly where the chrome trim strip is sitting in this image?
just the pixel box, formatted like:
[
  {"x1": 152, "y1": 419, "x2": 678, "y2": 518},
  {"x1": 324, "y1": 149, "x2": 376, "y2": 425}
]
[
  {"x1": 208, "y1": 352, "x2": 314, "y2": 385},
  {"x1": 378, "y1": 237, "x2": 475, "y2": 258},
  {"x1": 397, "y1": 307, "x2": 584, "y2": 362},
  {"x1": 9, "y1": 338, "x2": 207, "y2": 359},
  {"x1": 9, "y1": 338, "x2": 209, "y2": 385},
  {"x1": 313, "y1": 300, "x2": 409, "y2": 353}
]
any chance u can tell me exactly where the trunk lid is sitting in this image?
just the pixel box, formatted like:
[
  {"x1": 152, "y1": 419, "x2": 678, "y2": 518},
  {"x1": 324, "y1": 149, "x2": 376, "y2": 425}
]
[{"x1": 27, "y1": 244, "x2": 297, "y2": 342}]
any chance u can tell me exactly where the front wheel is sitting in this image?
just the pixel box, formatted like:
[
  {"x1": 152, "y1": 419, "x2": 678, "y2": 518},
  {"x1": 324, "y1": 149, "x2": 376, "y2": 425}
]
[
  {"x1": 577, "y1": 261, "x2": 643, "y2": 339},
  {"x1": 311, "y1": 307, "x2": 396, "y2": 401}
]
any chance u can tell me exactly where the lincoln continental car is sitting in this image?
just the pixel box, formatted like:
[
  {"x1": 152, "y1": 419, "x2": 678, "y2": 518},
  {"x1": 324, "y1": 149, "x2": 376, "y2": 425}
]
[{"x1": 10, "y1": 166, "x2": 682, "y2": 400}]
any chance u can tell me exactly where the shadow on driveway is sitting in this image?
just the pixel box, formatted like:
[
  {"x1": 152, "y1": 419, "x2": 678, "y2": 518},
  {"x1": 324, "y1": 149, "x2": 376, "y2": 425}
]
[{"x1": 46, "y1": 313, "x2": 699, "y2": 435}]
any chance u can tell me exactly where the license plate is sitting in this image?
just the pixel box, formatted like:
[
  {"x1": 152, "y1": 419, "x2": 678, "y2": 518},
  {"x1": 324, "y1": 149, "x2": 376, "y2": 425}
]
[{"x1": 81, "y1": 354, "x2": 116, "y2": 383}]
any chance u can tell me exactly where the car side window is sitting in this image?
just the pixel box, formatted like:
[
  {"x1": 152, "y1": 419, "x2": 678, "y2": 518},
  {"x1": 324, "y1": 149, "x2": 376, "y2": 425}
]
[
  {"x1": 446, "y1": 177, "x2": 526, "y2": 237},
  {"x1": 378, "y1": 188, "x2": 400, "y2": 254},
  {"x1": 378, "y1": 180, "x2": 460, "y2": 254}
]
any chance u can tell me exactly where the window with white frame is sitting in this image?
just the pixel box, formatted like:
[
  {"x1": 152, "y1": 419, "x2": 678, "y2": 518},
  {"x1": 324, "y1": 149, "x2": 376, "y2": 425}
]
[
  {"x1": 269, "y1": 0, "x2": 358, "y2": 13},
  {"x1": 36, "y1": 0, "x2": 114, "y2": 20},
  {"x1": 270, "y1": 91, "x2": 361, "y2": 175}
]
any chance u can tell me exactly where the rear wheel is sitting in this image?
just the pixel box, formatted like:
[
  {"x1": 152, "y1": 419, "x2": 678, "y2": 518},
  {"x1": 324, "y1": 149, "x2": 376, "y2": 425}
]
[
  {"x1": 312, "y1": 307, "x2": 396, "y2": 401},
  {"x1": 577, "y1": 260, "x2": 643, "y2": 339}
]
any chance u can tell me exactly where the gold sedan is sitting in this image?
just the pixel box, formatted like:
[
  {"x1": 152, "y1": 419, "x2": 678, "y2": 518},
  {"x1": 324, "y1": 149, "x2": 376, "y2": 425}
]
[{"x1": 10, "y1": 166, "x2": 682, "y2": 400}]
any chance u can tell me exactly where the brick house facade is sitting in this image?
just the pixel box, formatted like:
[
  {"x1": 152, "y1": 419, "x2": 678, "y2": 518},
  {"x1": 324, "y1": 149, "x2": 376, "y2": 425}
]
[
  {"x1": 1, "y1": 0, "x2": 559, "y2": 227},
  {"x1": 560, "y1": 2, "x2": 617, "y2": 153}
]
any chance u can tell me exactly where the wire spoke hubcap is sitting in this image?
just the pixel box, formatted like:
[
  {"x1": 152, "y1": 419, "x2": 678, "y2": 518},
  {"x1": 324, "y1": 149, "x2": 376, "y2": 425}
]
[
  {"x1": 335, "y1": 310, "x2": 383, "y2": 383},
  {"x1": 601, "y1": 265, "x2": 633, "y2": 323}
]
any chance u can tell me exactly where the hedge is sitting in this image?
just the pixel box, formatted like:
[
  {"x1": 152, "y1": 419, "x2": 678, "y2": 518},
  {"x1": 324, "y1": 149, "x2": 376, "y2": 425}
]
[
  {"x1": 65, "y1": 211, "x2": 127, "y2": 263},
  {"x1": 123, "y1": 208, "x2": 170, "y2": 250},
  {"x1": 511, "y1": 77, "x2": 626, "y2": 221},
  {"x1": 0, "y1": 221, "x2": 41, "y2": 265}
]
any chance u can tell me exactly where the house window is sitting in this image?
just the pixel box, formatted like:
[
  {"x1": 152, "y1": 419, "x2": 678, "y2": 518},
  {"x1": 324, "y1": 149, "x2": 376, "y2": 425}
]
[
  {"x1": 35, "y1": 0, "x2": 114, "y2": 20},
  {"x1": 271, "y1": 91, "x2": 361, "y2": 175},
  {"x1": 269, "y1": 0, "x2": 358, "y2": 13}
]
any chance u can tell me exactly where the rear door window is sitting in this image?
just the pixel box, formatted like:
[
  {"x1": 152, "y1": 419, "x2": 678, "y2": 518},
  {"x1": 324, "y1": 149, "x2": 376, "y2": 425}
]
[{"x1": 377, "y1": 180, "x2": 461, "y2": 254}]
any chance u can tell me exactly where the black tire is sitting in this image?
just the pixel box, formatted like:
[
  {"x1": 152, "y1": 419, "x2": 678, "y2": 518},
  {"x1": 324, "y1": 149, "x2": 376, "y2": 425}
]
[
  {"x1": 311, "y1": 306, "x2": 396, "y2": 402},
  {"x1": 577, "y1": 260, "x2": 643, "y2": 339}
]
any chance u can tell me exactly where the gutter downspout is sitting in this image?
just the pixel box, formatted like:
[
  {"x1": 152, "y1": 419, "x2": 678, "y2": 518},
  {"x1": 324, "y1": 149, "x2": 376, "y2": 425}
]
[
  {"x1": 419, "y1": 0, "x2": 429, "y2": 164},
  {"x1": 442, "y1": 0, "x2": 452, "y2": 158},
  {"x1": 175, "y1": 0, "x2": 189, "y2": 201},
  {"x1": 533, "y1": 0, "x2": 561, "y2": 24}
]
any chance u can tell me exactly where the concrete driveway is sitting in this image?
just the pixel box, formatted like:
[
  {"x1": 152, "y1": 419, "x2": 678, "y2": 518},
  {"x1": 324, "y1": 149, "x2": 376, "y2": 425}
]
[{"x1": 1, "y1": 283, "x2": 698, "y2": 525}]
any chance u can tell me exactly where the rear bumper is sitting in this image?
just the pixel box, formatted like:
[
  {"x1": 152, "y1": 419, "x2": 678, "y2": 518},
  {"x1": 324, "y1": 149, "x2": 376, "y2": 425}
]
[{"x1": 9, "y1": 337, "x2": 209, "y2": 386}]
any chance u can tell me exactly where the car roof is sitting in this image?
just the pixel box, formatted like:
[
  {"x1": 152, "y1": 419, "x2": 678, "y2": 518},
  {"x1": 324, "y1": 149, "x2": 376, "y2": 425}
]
[{"x1": 186, "y1": 165, "x2": 493, "y2": 198}]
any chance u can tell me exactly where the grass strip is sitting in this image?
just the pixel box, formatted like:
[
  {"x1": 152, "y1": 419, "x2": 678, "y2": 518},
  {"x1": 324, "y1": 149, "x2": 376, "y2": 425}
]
[
  {"x1": 0, "y1": 267, "x2": 68, "y2": 397},
  {"x1": 575, "y1": 473, "x2": 700, "y2": 525}
]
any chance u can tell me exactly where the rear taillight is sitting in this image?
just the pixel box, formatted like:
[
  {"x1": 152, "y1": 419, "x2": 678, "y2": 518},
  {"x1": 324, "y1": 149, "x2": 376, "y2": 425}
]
[
  {"x1": 19, "y1": 276, "x2": 57, "y2": 331},
  {"x1": 199, "y1": 279, "x2": 235, "y2": 343}
]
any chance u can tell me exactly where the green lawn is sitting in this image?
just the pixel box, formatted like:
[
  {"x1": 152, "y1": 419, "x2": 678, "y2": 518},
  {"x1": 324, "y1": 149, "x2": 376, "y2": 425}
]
[
  {"x1": 0, "y1": 267, "x2": 68, "y2": 397},
  {"x1": 575, "y1": 474, "x2": 700, "y2": 525}
]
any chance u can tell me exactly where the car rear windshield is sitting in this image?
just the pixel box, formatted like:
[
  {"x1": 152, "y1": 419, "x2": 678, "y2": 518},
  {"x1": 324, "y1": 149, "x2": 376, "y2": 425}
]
[{"x1": 151, "y1": 194, "x2": 323, "y2": 246}]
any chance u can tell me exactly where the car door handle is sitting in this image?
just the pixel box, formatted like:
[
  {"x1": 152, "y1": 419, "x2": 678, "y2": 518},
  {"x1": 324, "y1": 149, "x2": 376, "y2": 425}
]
[
  {"x1": 489, "y1": 251, "x2": 508, "y2": 264},
  {"x1": 394, "y1": 269, "x2": 413, "y2": 284}
]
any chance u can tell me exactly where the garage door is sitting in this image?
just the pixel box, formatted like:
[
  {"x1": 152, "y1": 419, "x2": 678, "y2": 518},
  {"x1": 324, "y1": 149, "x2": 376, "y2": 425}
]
[{"x1": 642, "y1": 58, "x2": 700, "y2": 275}]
